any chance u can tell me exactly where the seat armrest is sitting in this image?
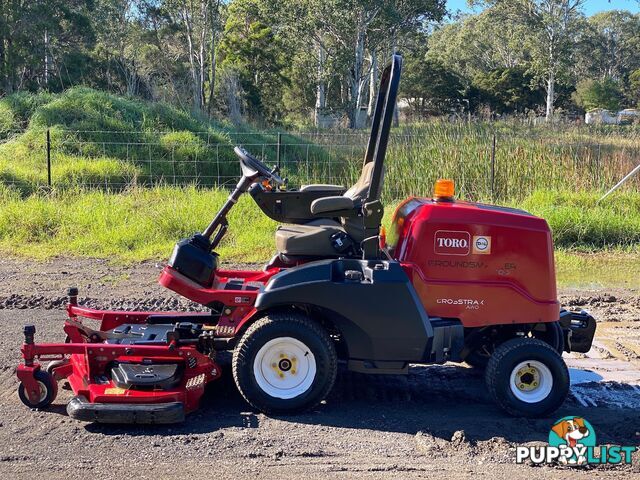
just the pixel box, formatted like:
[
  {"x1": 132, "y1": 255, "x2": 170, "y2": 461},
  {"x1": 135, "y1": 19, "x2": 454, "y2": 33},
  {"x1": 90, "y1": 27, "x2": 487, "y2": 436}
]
[
  {"x1": 310, "y1": 196, "x2": 354, "y2": 215},
  {"x1": 300, "y1": 184, "x2": 345, "y2": 192}
]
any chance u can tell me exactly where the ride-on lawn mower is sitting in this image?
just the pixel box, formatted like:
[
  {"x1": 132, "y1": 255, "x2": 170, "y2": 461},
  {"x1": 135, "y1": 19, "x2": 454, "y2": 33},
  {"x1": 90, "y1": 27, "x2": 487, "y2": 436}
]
[{"x1": 17, "y1": 55, "x2": 596, "y2": 423}]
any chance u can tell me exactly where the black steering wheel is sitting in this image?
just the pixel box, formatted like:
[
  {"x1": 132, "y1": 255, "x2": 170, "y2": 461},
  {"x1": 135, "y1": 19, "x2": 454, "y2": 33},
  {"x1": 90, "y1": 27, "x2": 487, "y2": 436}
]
[{"x1": 233, "y1": 146, "x2": 284, "y2": 185}]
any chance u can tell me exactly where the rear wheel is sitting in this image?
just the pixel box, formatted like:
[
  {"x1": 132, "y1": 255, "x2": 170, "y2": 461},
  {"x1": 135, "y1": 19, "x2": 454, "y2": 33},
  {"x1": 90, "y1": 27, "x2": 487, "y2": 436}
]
[
  {"x1": 232, "y1": 312, "x2": 337, "y2": 414},
  {"x1": 18, "y1": 370, "x2": 58, "y2": 409},
  {"x1": 485, "y1": 338, "x2": 569, "y2": 417}
]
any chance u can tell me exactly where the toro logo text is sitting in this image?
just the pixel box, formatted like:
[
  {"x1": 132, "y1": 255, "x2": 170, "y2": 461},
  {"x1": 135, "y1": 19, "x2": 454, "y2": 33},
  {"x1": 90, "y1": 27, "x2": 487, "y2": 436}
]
[{"x1": 434, "y1": 230, "x2": 470, "y2": 256}]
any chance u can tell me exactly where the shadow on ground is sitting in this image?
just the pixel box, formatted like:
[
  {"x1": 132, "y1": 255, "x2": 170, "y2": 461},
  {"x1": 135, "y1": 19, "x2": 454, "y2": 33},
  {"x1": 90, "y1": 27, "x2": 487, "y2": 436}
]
[{"x1": 84, "y1": 363, "x2": 639, "y2": 447}]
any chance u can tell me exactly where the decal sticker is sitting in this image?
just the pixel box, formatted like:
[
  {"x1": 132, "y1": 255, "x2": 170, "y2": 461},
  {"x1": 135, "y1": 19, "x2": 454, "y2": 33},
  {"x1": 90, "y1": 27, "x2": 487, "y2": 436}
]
[
  {"x1": 104, "y1": 387, "x2": 126, "y2": 395},
  {"x1": 437, "y1": 298, "x2": 485, "y2": 310},
  {"x1": 497, "y1": 262, "x2": 517, "y2": 276},
  {"x1": 472, "y1": 235, "x2": 491, "y2": 255},
  {"x1": 186, "y1": 373, "x2": 206, "y2": 390},
  {"x1": 428, "y1": 260, "x2": 488, "y2": 269},
  {"x1": 434, "y1": 230, "x2": 470, "y2": 256},
  {"x1": 216, "y1": 325, "x2": 235, "y2": 336}
]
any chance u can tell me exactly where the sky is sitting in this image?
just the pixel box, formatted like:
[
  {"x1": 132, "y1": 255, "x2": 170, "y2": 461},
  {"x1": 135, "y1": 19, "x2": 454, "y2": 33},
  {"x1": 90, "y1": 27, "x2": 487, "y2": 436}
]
[{"x1": 447, "y1": 0, "x2": 640, "y2": 16}]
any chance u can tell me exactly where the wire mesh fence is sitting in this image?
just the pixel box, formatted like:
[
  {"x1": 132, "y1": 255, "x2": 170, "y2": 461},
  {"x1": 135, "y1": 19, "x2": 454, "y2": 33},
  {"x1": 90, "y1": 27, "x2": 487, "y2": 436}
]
[{"x1": 1, "y1": 126, "x2": 638, "y2": 201}]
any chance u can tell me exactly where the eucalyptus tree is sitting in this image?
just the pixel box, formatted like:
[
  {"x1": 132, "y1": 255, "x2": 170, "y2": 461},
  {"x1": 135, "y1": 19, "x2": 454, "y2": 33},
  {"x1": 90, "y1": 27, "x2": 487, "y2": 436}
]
[{"x1": 479, "y1": 0, "x2": 587, "y2": 121}]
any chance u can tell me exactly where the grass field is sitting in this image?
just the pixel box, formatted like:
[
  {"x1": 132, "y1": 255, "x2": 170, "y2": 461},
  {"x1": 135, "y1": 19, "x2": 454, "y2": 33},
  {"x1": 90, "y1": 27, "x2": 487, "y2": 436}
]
[
  {"x1": 1, "y1": 88, "x2": 639, "y2": 202},
  {"x1": 0, "y1": 185, "x2": 638, "y2": 287}
]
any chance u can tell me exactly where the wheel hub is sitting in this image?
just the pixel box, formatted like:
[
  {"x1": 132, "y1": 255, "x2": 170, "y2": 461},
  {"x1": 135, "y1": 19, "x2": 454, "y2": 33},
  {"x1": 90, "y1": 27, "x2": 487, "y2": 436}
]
[
  {"x1": 515, "y1": 366, "x2": 540, "y2": 391},
  {"x1": 509, "y1": 360, "x2": 553, "y2": 403},
  {"x1": 278, "y1": 358, "x2": 293, "y2": 372},
  {"x1": 254, "y1": 337, "x2": 316, "y2": 399}
]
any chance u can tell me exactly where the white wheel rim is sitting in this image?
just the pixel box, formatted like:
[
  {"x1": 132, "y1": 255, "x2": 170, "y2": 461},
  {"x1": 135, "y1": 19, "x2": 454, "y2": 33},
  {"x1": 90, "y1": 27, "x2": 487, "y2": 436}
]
[
  {"x1": 253, "y1": 337, "x2": 317, "y2": 400},
  {"x1": 509, "y1": 360, "x2": 553, "y2": 403},
  {"x1": 31, "y1": 380, "x2": 47, "y2": 403}
]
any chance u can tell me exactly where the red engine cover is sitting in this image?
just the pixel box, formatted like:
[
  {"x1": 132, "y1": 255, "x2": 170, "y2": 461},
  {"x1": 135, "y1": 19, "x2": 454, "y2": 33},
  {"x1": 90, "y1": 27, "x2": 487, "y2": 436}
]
[{"x1": 388, "y1": 198, "x2": 559, "y2": 328}]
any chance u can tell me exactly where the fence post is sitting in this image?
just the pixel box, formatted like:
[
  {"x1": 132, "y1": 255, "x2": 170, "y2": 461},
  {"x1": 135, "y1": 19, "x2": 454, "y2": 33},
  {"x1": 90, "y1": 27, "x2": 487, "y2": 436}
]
[
  {"x1": 276, "y1": 132, "x2": 282, "y2": 170},
  {"x1": 490, "y1": 132, "x2": 496, "y2": 202},
  {"x1": 46, "y1": 129, "x2": 52, "y2": 188}
]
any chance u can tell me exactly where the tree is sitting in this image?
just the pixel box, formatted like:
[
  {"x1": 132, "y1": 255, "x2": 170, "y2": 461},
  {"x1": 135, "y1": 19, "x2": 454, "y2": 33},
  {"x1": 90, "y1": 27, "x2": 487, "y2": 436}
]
[
  {"x1": 401, "y1": 54, "x2": 464, "y2": 117},
  {"x1": 427, "y1": 10, "x2": 530, "y2": 81},
  {"x1": 289, "y1": 0, "x2": 446, "y2": 128},
  {"x1": 93, "y1": 0, "x2": 145, "y2": 96},
  {"x1": 473, "y1": 67, "x2": 544, "y2": 114},
  {"x1": 573, "y1": 77, "x2": 623, "y2": 111},
  {"x1": 573, "y1": 11, "x2": 640, "y2": 108},
  {"x1": 481, "y1": 0, "x2": 586, "y2": 121},
  {"x1": 140, "y1": 0, "x2": 223, "y2": 114},
  {"x1": 585, "y1": 11, "x2": 640, "y2": 81},
  {"x1": 629, "y1": 68, "x2": 640, "y2": 107},
  {"x1": 217, "y1": 0, "x2": 289, "y2": 122},
  {"x1": 0, "y1": 0, "x2": 95, "y2": 94}
]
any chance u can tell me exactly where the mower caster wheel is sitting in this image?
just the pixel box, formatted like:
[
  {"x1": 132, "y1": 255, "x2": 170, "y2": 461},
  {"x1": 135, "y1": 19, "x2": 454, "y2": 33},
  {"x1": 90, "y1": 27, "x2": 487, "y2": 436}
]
[
  {"x1": 233, "y1": 312, "x2": 337, "y2": 415},
  {"x1": 18, "y1": 370, "x2": 58, "y2": 409},
  {"x1": 485, "y1": 338, "x2": 569, "y2": 418}
]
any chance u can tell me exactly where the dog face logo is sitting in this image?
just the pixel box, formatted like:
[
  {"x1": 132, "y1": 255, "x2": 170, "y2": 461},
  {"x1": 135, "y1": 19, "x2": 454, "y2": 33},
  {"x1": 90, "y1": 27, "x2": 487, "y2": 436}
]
[
  {"x1": 549, "y1": 416, "x2": 596, "y2": 465},
  {"x1": 551, "y1": 417, "x2": 590, "y2": 448}
]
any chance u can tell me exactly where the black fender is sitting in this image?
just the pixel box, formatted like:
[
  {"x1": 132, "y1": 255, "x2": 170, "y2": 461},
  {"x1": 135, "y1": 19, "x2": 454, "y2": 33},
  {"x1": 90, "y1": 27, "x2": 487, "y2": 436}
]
[{"x1": 255, "y1": 259, "x2": 434, "y2": 363}]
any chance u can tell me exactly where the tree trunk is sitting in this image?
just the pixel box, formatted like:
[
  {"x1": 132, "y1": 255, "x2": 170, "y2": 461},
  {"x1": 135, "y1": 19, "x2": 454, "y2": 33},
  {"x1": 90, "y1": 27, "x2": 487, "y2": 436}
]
[
  {"x1": 182, "y1": 5, "x2": 202, "y2": 113},
  {"x1": 5, "y1": 37, "x2": 13, "y2": 94},
  {"x1": 0, "y1": 34, "x2": 5, "y2": 94},
  {"x1": 314, "y1": 41, "x2": 326, "y2": 127},
  {"x1": 207, "y1": 6, "x2": 218, "y2": 116},
  {"x1": 367, "y1": 48, "x2": 378, "y2": 120},
  {"x1": 545, "y1": 71, "x2": 555, "y2": 121},
  {"x1": 199, "y1": 31, "x2": 206, "y2": 111},
  {"x1": 349, "y1": 27, "x2": 366, "y2": 128},
  {"x1": 44, "y1": 29, "x2": 50, "y2": 89}
]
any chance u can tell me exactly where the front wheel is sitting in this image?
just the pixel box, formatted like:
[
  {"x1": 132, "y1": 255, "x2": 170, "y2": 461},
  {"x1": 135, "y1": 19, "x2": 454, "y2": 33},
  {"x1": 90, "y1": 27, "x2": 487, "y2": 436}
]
[
  {"x1": 485, "y1": 338, "x2": 569, "y2": 418},
  {"x1": 232, "y1": 312, "x2": 337, "y2": 414},
  {"x1": 18, "y1": 370, "x2": 58, "y2": 409}
]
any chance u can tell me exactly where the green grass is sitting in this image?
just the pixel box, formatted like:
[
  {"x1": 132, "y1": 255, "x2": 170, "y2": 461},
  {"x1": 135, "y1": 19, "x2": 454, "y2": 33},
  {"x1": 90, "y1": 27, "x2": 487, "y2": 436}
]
[
  {"x1": 0, "y1": 185, "x2": 278, "y2": 263},
  {"x1": 0, "y1": 88, "x2": 239, "y2": 194},
  {"x1": 515, "y1": 190, "x2": 640, "y2": 249},
  {"x1": 0, "y1": 186, "x2": 637, "y2": 289}
]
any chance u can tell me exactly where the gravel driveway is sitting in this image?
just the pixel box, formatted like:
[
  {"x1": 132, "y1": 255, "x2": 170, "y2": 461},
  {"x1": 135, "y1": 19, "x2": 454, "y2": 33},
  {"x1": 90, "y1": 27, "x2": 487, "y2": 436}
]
[{"x1": 0, "y1": 257, "x2": 638, "y2": 479}]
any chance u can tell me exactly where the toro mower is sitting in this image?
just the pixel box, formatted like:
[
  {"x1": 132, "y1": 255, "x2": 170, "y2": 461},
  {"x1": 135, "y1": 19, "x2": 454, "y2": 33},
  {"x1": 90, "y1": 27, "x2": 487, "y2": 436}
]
[{"x1": 17, "y1": 55, "x2": 596, "y2": 423}]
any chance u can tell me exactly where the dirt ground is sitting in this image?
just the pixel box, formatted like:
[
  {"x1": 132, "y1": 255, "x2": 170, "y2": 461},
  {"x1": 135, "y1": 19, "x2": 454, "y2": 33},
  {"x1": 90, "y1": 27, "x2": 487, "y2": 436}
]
[{"x1": 0, "y1": 256, "x2": 638, "y2": 479}]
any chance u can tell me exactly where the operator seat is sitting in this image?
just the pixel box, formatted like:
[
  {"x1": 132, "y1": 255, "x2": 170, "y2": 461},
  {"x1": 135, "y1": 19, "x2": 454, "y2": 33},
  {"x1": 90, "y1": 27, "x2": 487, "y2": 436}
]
[
  {"x1": 273, "y1": 54, "x2": 401, "y2": 260},
  {"x1": 275, "y1": 162, "x2": 377, "y2": 257}
]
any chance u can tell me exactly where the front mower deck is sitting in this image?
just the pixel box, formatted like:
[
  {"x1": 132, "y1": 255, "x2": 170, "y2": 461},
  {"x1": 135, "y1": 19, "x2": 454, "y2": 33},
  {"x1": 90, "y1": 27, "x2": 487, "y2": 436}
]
[{"x1": 16, "y1": 294, "x2": 231, "y2": 424}]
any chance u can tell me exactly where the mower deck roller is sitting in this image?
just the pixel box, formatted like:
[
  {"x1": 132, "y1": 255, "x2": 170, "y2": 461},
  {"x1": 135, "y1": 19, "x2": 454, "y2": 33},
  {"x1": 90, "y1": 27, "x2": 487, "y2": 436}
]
[
  {"x1": 67, "y1": 397, "x2": 185, "y2": 424},
  {"x1": 16, "y1": 54, "x2": 596, "y2": 423}
]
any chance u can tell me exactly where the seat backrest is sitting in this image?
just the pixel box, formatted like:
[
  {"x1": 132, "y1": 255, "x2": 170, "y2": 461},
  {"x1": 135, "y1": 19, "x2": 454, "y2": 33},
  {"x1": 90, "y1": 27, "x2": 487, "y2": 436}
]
[
  {"x1": 340, "y1": 54, "x2": 401, "y2": 242},
  {"x1": 341, "y1": 162, "x2": 383, "y2": 241},
  {"x1": 361, "y1": 54, "x2": 402, "y2": 203},
  {"x1": 344, "y1": 162, "x2": 374, "y2": 201}
]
